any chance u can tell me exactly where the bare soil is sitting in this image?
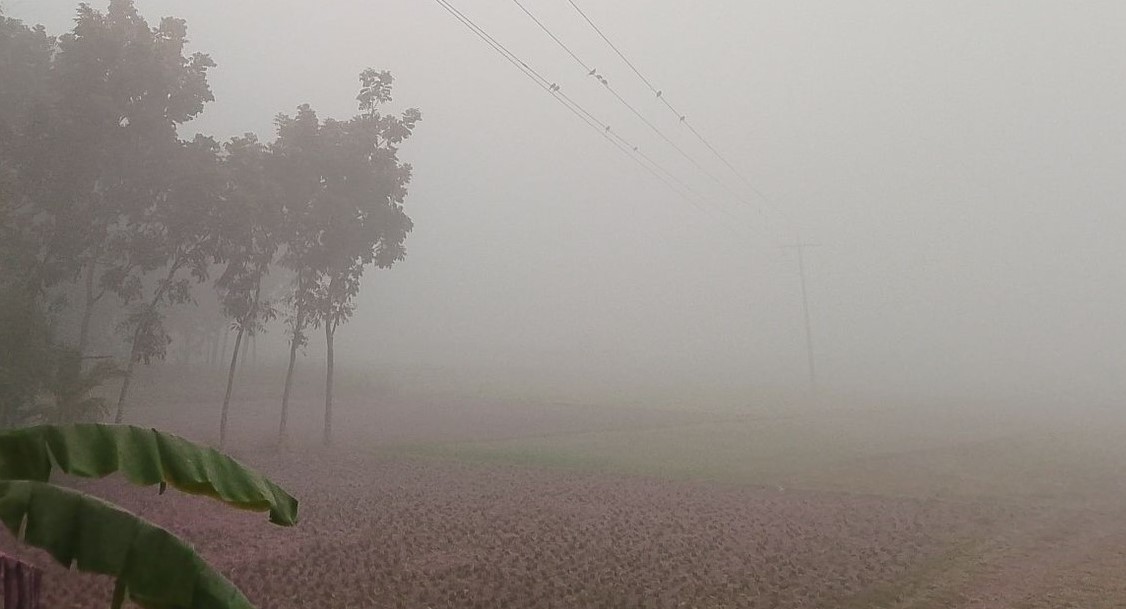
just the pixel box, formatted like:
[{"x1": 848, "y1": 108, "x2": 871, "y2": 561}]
[
  {"x1": 6, "y1": 452, "x2": 1010, "y2": 609},
  {"x1": 7, "y1": 367, "x2": 1126, "y2": 607}
]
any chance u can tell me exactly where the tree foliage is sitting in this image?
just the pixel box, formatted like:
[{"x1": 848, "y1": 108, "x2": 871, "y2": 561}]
[
  {"x1": 1, "y1": 2, "x2": 423, "y2": 453},
  {"x1": 0, "y1": 423, "x2": 298, "y2": 609},
  {"x1": 0, "y1": 481, "x2": 254, "y2": 609},
  {"x1": 212, "y1": 134, "x2": 283, "y2": 447},
  {"x1": 8, "y1": 0, "x2": 215, "y2": 298},
  {"x1": 0, "y1": 424, "x2": 298, "y2": 524},
  {"x1": 273, "y1": 70, "x2": 419, "y2": 445},
  {"x1": 0, "y1": 1, "x2": 222, "y2": 428},
  {"x1": 0, "y1": 290, "x2": 54, "y2": 428}
]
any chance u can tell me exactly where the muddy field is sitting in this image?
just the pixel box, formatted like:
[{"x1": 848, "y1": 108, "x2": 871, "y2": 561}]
[
  {"x1": 10, "y1": 452, "x2": 1013, "y2": 609},
  {"x1": 8, "y1": 366, "x2": 1126, "y2": 608}
]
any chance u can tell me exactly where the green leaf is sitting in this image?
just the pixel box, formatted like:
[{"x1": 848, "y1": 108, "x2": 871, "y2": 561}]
[
  {"x1": 0, "y1": 424, "x2": 297, "y2": 525},
  {"x1": 0, "y1": 480, "x2": 254, "y2": 609}
]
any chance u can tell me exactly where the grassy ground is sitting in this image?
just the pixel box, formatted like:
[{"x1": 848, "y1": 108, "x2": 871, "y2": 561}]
[
  {"x1": 392, "y1": 400, "x2": 1126, "y2": 607},
  {"x1": 126, "y1": 363, "x2": 1126, "y2": 506},
  {"x1": 113, "y1": 363, "x2": 1126, "y2": 606},
  {"x1": 396, "y1": 402, "x2": 1126, "y2": 507}
]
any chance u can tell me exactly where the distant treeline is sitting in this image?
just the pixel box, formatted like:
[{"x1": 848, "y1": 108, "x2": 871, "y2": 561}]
[{"x1": 0, "y1": 1, "x2": 421, "y2": 447}]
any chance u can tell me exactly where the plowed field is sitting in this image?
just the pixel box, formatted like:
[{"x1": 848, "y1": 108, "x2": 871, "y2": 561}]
[{"x1": 6, "y1": 453, "x2": 1008, "y2": 609}]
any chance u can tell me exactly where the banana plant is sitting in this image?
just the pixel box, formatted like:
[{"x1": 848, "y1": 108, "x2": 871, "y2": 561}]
[{"x1": 0, "y1": 424, "x2": 298, "y2": 609}]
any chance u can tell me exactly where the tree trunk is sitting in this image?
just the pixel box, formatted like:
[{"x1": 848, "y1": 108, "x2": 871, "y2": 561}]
[
  {"x1": 59, "y1": 262, "x2": 99, "y2": 419},
  {"x1": 239, "y1": 328, "x2": 250, "y2": 374},
  {"x1": 220, "y1": 280, "x2": 260, "y2": 449},
  {"x1": 77, "y1": 261, "x2": 98, "y2": 354},
  {"x1": 113, "y1": 263, "x2": 179, "y2": 423},
  {"x1": 323, "y1": 322, "x2": 335, "y2": 447},
  {"x1": 218, "y1": 326, "x2": 245, "y2": 450},
  {"x1": 220, "y1": 326, "x2": 230, "y2": 366},
  {"x1": 113, "y1": 350, "x2": 137, "y2": 424},
  {"x1": 278, "y1": 304, "x2": 305, "y2": 447},
  {"x1": 277, "y1": 330, "x2": 300, "y2": 446}
]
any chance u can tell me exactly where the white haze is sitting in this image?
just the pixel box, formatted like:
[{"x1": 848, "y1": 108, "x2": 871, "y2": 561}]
[{"x1": 10, "y1": 1, "x2": 1126, "y2": 408}]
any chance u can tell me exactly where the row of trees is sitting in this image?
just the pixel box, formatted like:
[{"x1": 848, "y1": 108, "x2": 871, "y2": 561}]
[{"x1": 0, "y1": 1, "x2": 420, "y2": 446}]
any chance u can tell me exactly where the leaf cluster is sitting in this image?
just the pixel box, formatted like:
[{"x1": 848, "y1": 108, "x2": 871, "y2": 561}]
[
  {"x1": 274, "y1": 72, "x2": 420, "y2": 334},
  {"x1": 0, "y1": 423, "x2": 300, "y2": 609},
  {"x1": 0, "y1": 1, "x2": 221, "y2": 370}
]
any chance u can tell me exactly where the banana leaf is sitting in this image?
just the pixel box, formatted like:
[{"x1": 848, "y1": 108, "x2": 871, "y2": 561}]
[
  {"x1": 0, "y1": 480, "x2": 253, "y2": 609},
  {"x1": 0, "y1": 425, "x2": 297, "y2": 525}
]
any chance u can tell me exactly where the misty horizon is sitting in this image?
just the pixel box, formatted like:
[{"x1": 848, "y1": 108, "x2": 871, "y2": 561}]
[{"x1": 6, "y1": 1, "x2": 1125, "y2": 406}]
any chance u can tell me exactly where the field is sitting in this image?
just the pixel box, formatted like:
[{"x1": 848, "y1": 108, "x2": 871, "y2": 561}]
[{"x1": 7, "y1": 365, "x2": 1126, "y2": 608}]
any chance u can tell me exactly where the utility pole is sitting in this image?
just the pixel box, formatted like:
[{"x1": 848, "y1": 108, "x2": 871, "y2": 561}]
[{"x1": 782, "y1": 240, "x2": 821, "y2": 393}]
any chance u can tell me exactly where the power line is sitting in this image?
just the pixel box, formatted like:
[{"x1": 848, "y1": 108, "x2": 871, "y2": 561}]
[
  {"x1": 506, "y1": 0, "x2": 745, "y2": 224},
  {"x1": 510, "y1": 0, "x2": 593, "y2": 73},
  {"x1": 510, "y1": 0, "x2": 749, "y2": 220},
  {"x1": 430, "y1": 0, "x2": 684, "y2": 201},
  {"x1": 560, "y1": 0, "x2": 797, "y2": 236},
  {"x1": 562, "y1": 0, "x2": 658, "y2": 94},
  {"x1": 431, "y1": 0, "x2": 760, "y2": 237}
]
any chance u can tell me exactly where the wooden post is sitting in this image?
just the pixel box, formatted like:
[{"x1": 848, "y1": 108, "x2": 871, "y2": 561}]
[{"x1": 1, "y1": 553, "x2": 42, "y2": 609}]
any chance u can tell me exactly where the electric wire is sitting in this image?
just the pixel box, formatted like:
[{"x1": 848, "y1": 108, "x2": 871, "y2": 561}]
[
  {"x1": 511, "y1": 0, "x2": 741, "y2": 208},
  {"x1": 432, "y1": 0, "x2": 690, "y2": 199},
  {"x1": 560, "y1": 0, "x2": 797, "y2": 236},
  {"x1": 431, "y1": 0, "x2": 753, "y2": 232}
]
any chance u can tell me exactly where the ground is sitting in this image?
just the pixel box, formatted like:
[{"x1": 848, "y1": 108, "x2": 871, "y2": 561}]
[{"x1": 6, "y1": 365, "x2": 1126, "y2": 608}]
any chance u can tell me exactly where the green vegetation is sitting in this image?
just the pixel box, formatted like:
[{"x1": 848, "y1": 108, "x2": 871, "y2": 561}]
[
  {"x1": 0, "y1": 424, "x2": 297, "y2": 523},
  {"x1": 0, "y1": 423, "x2": 298, "y2": 609},
  {"x1": 400, "y1": 405, "x2": 1126, "y2": 506},
  {"x1": 0, "y1": 2, "x2": 419, "y2": 445}
]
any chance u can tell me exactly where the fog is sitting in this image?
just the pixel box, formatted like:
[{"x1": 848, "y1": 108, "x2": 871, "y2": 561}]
[
  {"x1": 10, "y1": 0, "x2": 1126, "y2": 408},
  {"x1": 11, "y1": 4, "x2": 1126, "y2": 607}
]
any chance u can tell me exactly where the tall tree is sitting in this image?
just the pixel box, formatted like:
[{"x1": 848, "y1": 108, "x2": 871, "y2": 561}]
[
  {"x1": 0, "y1": 11, "x2": 58, "y2": 294},
  {"x1": 1, "y1": 3, "x2": 218, "y2": 429},
  {"x1": 273, "y1": 104, "x2": 322, "y2": 445},
  {"x1": 213, "y1": 134, "x2": 282, "y2": 448},
  {"x1": 274, "y1": 69, "x2": 419, "y2": 446},
  {"x1": 0, "y1": 286, "x2": 54, "y2": 428},
  {"x1": 40, "y1": 0, "x2": 214, "y2": 352},
  {"x1": 0, "y1": 14, "x2": 74, "y2": 428},
  {"x1": 112, "y1": 135, "x2": 222, "y2": 422}
]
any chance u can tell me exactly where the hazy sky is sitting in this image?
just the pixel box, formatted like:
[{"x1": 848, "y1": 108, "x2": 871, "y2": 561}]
[{"x1": 8, "y1": 1, "x2": 1126, "y2": 404}]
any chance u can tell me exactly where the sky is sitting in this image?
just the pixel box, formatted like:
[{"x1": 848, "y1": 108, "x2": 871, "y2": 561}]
[{"x1": 7, "y1": 1, "x2": 1126, "y2": 405}]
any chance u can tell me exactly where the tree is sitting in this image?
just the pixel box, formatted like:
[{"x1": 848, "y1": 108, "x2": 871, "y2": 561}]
[
  {"x1": 47, "y1": 1, "x2": 216, "y2": 357},
  {"x1": 0, "y1": 288, "x2": 54, "y2": 428},
  {"x1": 0, "y1": 0, "x2": 217, "y2": 354},
  {"x1": 0, "y1": 11, "x2": 52, "y2": 139},
  {"x1": 0, "y1": 423, "x2": 298, "y2": 609},
  {"x1": 112, "y1": 135, "x2": 223, "y2": 423},
  {"x1": 273, "y1": 70, "x2": 419, "y2": 446},
  {"x1": 0, "y1": 11, "x2": 59, "y2": 294},
  {"x1": 273, "y1": 104, "x2": 323, "y2": 445},
  {"x1": 1, "y1": 3, "x2": 217, "y2": 430},
  {"x1": 213, "y1": 134, "x2": 282, "y2": 448}
]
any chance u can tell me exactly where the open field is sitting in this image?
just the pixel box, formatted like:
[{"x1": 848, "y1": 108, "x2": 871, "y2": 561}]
[
  {"x1": 403, "y1": 406, "x2": 1126, "y2": 507},
  {"x1": 10, "y1": 454, "x2": 1014, "y2": 609},
  {"x1": 10, "y1": 364, "x2": 1126, "y2": 608}
]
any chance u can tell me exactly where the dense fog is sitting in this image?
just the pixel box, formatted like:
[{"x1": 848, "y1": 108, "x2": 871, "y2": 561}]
[
  {"x1": 9, "y1": 3, "x2": 1126, "y2": 608},
  {"x1": 8, "y1": 0, "x2": 1126, "y2": 407}
]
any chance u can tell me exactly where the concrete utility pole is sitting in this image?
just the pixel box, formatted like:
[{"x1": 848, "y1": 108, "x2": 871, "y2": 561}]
[{"x1": 782, "y1": 240, "x2": 821, "y2": 393}]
